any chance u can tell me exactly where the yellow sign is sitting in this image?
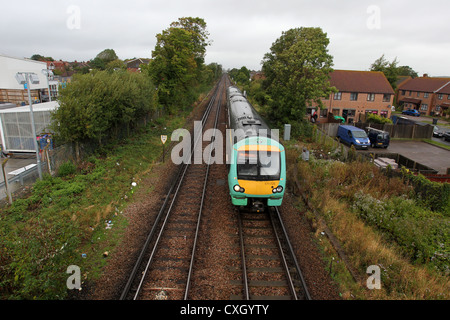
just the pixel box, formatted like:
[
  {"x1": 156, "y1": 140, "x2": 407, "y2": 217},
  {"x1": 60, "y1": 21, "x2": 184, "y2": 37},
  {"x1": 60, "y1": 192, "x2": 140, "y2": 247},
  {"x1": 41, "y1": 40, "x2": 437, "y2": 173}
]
[{"x1": 161, "y1": 135, "x2": 168, "y2": 144}]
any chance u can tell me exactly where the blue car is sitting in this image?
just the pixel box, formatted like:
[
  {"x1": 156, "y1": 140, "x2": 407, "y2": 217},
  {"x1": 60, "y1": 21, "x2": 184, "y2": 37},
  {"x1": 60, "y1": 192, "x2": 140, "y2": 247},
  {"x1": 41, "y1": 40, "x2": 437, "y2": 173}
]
[{"x1": 402, "y1": 109, "x2": 420, "y2": 117}]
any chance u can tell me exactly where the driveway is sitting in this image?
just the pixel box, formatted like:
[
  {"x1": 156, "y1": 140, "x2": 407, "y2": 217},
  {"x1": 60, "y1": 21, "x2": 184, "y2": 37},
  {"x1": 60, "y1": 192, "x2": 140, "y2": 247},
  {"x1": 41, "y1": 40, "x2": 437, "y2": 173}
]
[{"x1": 368, "y1": 140, "x2": 450, "y2": 174}]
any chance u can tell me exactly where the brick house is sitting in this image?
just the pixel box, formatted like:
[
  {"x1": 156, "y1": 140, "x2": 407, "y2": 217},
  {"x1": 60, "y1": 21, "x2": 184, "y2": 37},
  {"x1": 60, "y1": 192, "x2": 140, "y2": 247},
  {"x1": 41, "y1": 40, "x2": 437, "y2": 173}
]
[
  {"x1": 309, "y1": 70, "x2": 395, "y2": 124},
  {"x1": 396, "y1": 75, "x2": 450, "y2": 116}
]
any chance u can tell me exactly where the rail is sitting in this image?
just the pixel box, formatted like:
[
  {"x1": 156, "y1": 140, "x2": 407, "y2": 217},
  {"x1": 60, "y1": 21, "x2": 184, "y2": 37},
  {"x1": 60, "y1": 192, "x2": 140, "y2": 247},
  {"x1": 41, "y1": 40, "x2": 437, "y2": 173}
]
[
  {"x1": 237, "y1": 208, "x2": 311, "y2": 300},
  {"x1": 120, "y1": 77, "x2": 225, "y2": 300}
]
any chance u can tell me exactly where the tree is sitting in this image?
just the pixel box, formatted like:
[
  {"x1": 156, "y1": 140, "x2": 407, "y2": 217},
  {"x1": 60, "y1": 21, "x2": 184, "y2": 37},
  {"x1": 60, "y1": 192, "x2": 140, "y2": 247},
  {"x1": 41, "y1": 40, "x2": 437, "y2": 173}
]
[
  {"x1": 51, "y1": 71, "x2": 157, "y2": 160},
  {"x1": 229, "y1": 67, "x2": 251, "y2": 86},
  {"x1": 370, "y1": 54, "x2": 400, "y2": 90},
  {"x1": 261, "y1": 27, "x2": 335, "y2": 133},
  {"x1": 89, "y1": 49, "x2": 119, "y2": 70},
  {"x1": 96, "y1": 49, "x2": 118, "y2": 64},
  {"x1": 146, "y1": 17, "x2": 210, "y2": 114},
  {"x1": 31, "y1": 54, "x2": 54, "y2": 61},
  {"x1": 397, "y1": 65, "x2": 418, "y2": 78},
  {"x1": 170, "y1": 17, "x2": 210, "y2": 66}
]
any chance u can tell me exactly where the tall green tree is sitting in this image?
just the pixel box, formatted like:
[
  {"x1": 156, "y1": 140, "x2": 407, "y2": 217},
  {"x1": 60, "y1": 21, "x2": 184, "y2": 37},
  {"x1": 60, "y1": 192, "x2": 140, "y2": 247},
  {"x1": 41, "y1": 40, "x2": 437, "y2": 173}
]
[
  {"x1": 90, "y1": 49, "x2": 120, "y2": 70},
  {"x1": 145, "y1": 17, "x2": 210, "y2": 114},
  {"x1": 261, "y1": 27, "x2": 335, "y2": 133},
  {"x1": 229, "y1": 66, "x2": 251, "y2": 86},
  {"x1": 96, "y1": 49, "x2": 118, "y2": 64},
  {"x1": 397, "y1": 65, "x2": 418, "y2": 78},
  {"x1": 370, "y1": 54, "x2": 400, "y2": 90}
]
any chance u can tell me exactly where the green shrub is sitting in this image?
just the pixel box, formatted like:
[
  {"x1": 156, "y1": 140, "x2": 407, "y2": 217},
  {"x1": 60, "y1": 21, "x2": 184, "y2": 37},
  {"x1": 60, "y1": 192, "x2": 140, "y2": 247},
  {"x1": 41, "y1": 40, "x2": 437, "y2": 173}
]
[
  {"x1": 366, "y1": 113, "x2": 393, "y2": 124},
  {"x1": 58, "y1": 161, "x2": 76, "y2": 177},
  {"x1": 401, "y1": 168, "x2": 450, "y2": 214},
  {"x1": 353, "y1": 192, "x2": 449, "y2": 274}
]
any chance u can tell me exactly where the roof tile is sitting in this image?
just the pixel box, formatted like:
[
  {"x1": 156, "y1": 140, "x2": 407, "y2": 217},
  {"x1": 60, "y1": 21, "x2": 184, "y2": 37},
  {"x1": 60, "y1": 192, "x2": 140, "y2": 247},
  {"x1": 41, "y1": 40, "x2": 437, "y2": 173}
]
[{"x1": 330, "y1": 70, "x2": 394, "y2": 94}]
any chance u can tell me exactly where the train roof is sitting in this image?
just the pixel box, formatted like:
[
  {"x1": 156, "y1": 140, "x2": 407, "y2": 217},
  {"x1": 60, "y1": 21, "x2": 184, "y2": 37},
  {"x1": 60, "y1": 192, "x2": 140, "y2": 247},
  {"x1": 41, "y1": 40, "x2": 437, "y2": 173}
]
[{"x1": 227, "y1": 86, "x2": 273, "y2": 142}]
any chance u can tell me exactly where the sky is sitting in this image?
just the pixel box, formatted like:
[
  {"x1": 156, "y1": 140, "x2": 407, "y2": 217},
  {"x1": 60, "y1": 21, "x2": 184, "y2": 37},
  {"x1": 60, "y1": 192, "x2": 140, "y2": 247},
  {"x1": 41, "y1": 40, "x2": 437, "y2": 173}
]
[{"x1": 1, "y1": 0, "x2": 450, "y2": 76}]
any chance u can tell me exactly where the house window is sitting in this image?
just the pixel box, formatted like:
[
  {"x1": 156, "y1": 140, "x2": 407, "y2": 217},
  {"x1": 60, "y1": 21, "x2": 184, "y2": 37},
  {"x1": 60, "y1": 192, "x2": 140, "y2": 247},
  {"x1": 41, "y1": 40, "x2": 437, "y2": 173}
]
[
  {"x1": 401, "y1": 90, "x2": 406, "y2": 95},
  {"x1": 438, "y1": 94, "x2": 443, "y2": 100},
  {"x1": 383, "y1": 94, "x2": 391, "y2": 102},
  {"x1": 448, "y1": 95, "x2": 450, "y2": 100},
  {"x1": 436, "y1": 106, "x2": 441, "y2": 112},
  {"x1": 367, "y1": 93, "x2": 375, "y2": 101},
  {"x1": 334, "y1": 92, "x2": 342, "y2": 100},
  {"x1": 332, "y1": 109, "x2": 340, "y2": 116},
  {"x1": 320, "y1": 109, "x2": 328, "y2": 117},
  {"x1": 420, "y1": 104, "x2": 428, "y2": 111},
  {"x1": 350, "y1": 93, "x2": 358, "y2": 101},
  {"x1": 424, "y1": 92, "x2": 429, "y2": 98},
  {"x1": 417, "y1": 92, "x2": 420, "y2": 97}
]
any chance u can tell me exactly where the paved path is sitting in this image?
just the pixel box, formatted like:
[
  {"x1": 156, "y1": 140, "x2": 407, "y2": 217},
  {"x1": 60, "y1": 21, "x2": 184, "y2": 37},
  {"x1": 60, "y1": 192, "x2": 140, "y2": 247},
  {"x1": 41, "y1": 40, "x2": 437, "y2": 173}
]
[{"x1": 369, "y1": 140, "x2": 450, "y2": 174}]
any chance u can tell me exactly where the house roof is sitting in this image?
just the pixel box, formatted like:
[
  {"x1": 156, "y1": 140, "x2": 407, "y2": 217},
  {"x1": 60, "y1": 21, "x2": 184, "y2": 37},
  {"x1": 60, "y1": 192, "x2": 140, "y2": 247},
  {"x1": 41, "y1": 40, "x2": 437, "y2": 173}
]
[
  {"x1": 330, "y1": 70, "x2": 394, "y2": 94},
  {"x1": 436, "y1": 82, "x2": 450, "y2": 95},
  {"x1": 398, "y1": 77, "x2": 450, "y2": 93}
]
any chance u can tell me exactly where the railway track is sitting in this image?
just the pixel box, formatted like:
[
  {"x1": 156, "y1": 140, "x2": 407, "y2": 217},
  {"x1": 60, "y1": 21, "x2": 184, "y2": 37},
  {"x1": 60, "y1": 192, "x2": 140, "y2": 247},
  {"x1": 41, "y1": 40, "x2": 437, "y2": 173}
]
[
  {"x1": 236, "y1": 207, "x2": 311, "y2": 300},
  {"x1": 120, "y1": 76, "x2": 228, "y2": 300}
]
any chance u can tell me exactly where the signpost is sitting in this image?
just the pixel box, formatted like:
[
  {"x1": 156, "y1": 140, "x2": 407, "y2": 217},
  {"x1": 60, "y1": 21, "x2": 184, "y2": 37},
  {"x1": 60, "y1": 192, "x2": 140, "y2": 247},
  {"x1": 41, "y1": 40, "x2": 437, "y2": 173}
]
[{"x1": 161, "y1": 135, "x2": 168, "y2": 163}]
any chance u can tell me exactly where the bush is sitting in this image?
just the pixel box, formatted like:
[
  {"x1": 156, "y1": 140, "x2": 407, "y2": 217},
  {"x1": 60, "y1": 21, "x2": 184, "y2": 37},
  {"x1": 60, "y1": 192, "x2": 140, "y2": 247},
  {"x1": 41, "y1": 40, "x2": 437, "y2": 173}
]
[
  {"x1": 353, "y1": 192, "x2": 449, "y2": 274},
  {"x1": 401, "y1": 168, "x2": 450, "y2": 214},
  {"x1": 57, "y1": 161, "x2": 76, "y2": 177},
  {"x1": 366, "y1": 113, "x2": 393, "y2": 124}
]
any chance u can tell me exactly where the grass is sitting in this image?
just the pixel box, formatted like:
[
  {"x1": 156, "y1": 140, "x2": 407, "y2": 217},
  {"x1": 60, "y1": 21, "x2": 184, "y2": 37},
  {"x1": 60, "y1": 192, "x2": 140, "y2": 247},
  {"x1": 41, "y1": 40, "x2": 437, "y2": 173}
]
[
  {"x1": 0, "y1": 93, "x2": 207, "y2": 299},
  {"x1": 422, "y1": 139, "x2": 450, "y2": 151},
  {"x1": 286, "y1": 137, "x2": 449, "y2": 300}
]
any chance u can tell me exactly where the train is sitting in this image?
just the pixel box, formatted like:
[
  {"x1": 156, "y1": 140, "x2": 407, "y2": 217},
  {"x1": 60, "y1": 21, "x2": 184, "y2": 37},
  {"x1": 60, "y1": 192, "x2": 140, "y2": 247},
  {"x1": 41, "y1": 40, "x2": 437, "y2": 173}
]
[{"x1": 226, "y1": 85, "x2": 286, "y2": 212}]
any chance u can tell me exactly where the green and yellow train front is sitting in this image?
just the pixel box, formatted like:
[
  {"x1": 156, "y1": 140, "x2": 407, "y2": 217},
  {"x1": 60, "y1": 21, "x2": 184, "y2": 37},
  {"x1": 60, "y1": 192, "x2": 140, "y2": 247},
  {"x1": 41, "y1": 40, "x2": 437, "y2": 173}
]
[{"x1": 228, "y1": 136, "x2": 286, "y2": 210}]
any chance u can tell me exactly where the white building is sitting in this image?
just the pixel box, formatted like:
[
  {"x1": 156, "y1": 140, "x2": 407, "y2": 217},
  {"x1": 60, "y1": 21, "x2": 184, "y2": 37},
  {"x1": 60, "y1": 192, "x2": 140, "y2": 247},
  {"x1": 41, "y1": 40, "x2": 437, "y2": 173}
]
[{"x1": 0, "y1": 54, "x2": 51, "y2": 105}]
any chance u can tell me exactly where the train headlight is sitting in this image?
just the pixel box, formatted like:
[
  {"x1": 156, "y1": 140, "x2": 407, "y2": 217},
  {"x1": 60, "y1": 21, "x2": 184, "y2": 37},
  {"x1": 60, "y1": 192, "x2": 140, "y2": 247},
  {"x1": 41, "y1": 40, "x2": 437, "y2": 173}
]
[
  {"x1": 272, "y1": 186, "x2": 284, "y2": 193},
  {"x1": 234, "y1": 185, "x2": 245, "y2": 193}
]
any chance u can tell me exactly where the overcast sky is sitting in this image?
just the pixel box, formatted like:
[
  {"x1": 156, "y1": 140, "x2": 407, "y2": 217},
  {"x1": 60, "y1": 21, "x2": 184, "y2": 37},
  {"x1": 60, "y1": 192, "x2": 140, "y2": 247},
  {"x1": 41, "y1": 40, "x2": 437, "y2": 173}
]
[{"x1": 1, "y1": 0, "x2": 450, "y2": 76}]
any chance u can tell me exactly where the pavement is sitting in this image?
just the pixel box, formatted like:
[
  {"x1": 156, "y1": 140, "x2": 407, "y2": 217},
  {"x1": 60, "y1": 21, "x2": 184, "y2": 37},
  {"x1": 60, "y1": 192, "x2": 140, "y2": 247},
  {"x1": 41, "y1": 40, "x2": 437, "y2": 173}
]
[
  {"x1": 0, "y1": 156, "x2": 37, "y2": 184},
  {"x1": 0, "y1": 156, "x2": 37, "y2": 200},
  {"x1": 367, "y1": 140, "x2": 450, "y2": 174}
]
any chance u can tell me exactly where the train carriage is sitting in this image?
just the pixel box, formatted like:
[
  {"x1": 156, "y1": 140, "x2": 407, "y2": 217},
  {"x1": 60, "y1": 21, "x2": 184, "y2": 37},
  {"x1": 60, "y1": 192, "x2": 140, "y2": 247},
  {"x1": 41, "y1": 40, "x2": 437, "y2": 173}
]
[{"x1": 226, "y1": 86, "x2": 286, "y2": 212}]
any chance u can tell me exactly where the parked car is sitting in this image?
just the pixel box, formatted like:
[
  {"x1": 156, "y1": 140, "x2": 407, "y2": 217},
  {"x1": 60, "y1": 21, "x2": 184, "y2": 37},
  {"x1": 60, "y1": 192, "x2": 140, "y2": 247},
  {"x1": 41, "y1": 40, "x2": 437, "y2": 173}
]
[
  {"x1": 433, "y1": 126, "x2": 444, "y2": 138},
  {"x1": 443, "y1": 131, "x2": 450, "y2": 142},
  {"x1": 367, "y1": 127, "x2": 390, "y2": 148},
  {"x1": 402, "y1": 109, "x2": 420, "y2": 117},
  {"x1": 337, "y1": 125, "x2": 370, "y2": 150}
]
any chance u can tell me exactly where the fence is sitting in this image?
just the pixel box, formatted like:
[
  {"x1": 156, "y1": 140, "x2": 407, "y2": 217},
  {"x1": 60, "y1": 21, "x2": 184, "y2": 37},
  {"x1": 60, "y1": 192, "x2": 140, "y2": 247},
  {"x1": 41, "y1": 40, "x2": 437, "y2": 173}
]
[
  {"x1": 317, "y1": 122, "x2": 434, "y2": 140},
  {"x1": 0, "y1": 105, "x2": 168, "y2": 204}
]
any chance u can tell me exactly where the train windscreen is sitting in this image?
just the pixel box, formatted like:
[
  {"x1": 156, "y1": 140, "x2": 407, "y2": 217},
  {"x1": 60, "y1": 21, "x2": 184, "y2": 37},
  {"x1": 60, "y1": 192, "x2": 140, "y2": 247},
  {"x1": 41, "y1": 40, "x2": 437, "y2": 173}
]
[{"x1": 237, "y1": 151, "x2": 281, "y2": 181}]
